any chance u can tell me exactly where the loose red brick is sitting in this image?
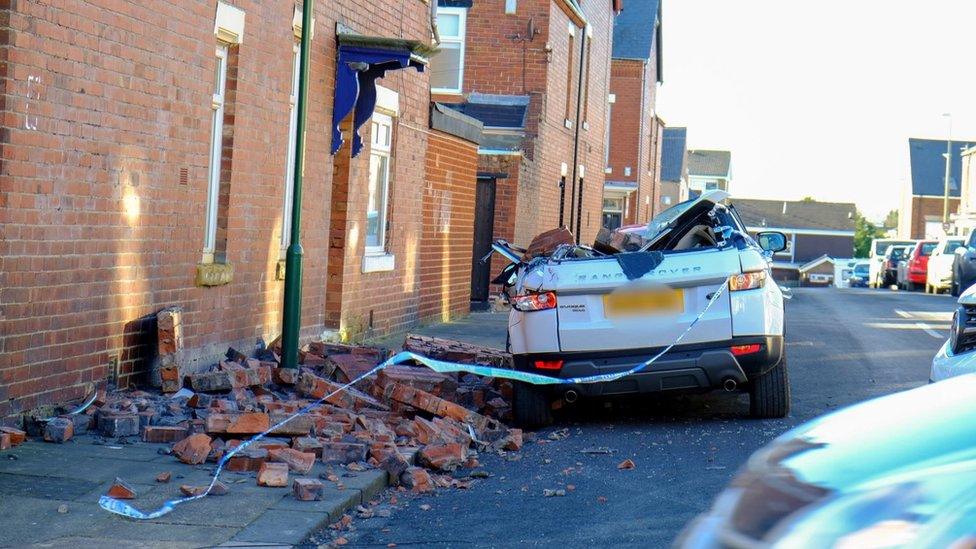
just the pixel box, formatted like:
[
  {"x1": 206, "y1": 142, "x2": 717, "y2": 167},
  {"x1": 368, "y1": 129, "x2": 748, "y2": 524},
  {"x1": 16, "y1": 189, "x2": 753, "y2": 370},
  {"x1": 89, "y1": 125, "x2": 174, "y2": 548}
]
[
  {"x1": 142, "y1": 426, "x2": 188, "y2": 443},
  {"x1": 107, "y1": 478, "x2": 137, "y2": 499},
  {"x1": 321, "y1": 441, "x2": 368, "y2": 464},
  {"x1": 172, "y1": 433, "x2": 212, "y2": 465},
  {"x1": 272, "y1": 367, "x2": 299, "y2": 385},
  {"x1": 180, "y1": 481, "x2": 229, "y2": 497},
  {"x1": 297, "y1": 371, "x2": 388, "y2": 411},
  {"x1": 268, "y1": 412, "x2": 316, "y2": 436},
  {"x1": 269, "y1": 448, "x2": 316, "y2": 474},
  {"x1": 400, "y1": 467, "x2": 434, "y2": 493},
  {"x1": 0, "y1": 433, "x2": 10, "y2": 450},
  {"x1": 257, "y1": 462, "x2": 289, "y2": 487},
  {"x1": 292, "y1": 477, "x2": 325, "y2": 501},
  {"x1": 44, "y1": 417, "x2": 74, "y2": 443},
  {"x1": 417, "y1": 443, "x2": 465, "y2": 472},
  {"x1": 225, "y1": 448, "x2": 269, "y2": 472},
  {"x1": 292, "y1": 436, "x2": 324, "y2": 457},
  {"x1": 502, "y1": 428, "x2": 523, "y2": 451},
  {"x1": 99, "y1": 413, "x2": 140, "y2": 437},
  {"x1": 0, "y1": 427, "x2": 27, "y2": 446},
  {"x1": 206, "y1": 412, "x2": 270, "y2": 435},
  {"x1": 156, "y1": 471, "x2": 172, "y2": 483},
  {"x1": 187, "y1": 371, "x2": 233, "y2": 392}
]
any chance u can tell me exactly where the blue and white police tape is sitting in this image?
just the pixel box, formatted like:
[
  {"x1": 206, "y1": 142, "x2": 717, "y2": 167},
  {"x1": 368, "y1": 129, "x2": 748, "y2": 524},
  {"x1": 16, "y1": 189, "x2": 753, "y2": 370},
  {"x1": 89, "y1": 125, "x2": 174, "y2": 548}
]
[{"x1": 100, "y1": 276, "x2": 729, "y2": 519}]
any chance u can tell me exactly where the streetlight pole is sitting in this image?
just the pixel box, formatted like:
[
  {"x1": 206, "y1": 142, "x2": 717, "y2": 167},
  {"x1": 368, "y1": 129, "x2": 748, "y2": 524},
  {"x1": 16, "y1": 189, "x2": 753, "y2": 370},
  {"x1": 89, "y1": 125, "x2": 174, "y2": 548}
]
[
  {"x1": 281, "y1": 0, "x2": 314, "y2": 369},
  {"x1": 943, "y1": 112, "x2": 953, "y2": 226}
]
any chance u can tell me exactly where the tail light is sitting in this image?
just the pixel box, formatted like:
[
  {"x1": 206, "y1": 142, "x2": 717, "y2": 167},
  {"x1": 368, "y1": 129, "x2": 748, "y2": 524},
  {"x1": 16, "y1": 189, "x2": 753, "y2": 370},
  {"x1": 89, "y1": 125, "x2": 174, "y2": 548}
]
[
  {"x1": 729, "y1": 271, "x2": 767, "y2": 291},
  {"x1": 512, "y1": 291, "x2": 557, "y2": 312},
  {"x1": 731, "y1": 344, "x2": 762, "y2": 356},
  {"x1": 534, "y1": 359, "x2": 563, "y2": 370}
]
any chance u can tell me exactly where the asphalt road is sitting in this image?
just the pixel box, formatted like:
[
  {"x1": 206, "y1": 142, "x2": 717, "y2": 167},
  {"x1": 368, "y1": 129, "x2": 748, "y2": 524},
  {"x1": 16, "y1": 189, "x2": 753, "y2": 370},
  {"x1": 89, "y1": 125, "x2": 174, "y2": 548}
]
[{"x1": 315, "y1": 287, "x2": 955, "y2": 548}]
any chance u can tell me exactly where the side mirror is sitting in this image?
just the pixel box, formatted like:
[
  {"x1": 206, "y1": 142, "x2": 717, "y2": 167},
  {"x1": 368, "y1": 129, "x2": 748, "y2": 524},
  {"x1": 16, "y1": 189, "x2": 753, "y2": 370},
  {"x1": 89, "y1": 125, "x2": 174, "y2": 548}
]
[
  {"x1": 956, "y1": 246, "x2": 968, "y2": 255},
  {"x1": 756, "y1": 231, "x2": 788, "y2": 253}
]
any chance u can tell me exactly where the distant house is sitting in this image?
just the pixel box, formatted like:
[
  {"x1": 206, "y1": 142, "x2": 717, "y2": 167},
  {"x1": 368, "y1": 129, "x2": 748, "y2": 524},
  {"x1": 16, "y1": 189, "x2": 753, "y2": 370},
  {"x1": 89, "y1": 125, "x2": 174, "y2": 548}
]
[
  {"x1": 900, "y1": 138, "x2": 974, "y2": 239},
  {"x1": 734, "y1": 199, "x2": 856, "y2": 284},
  {"x1": 604, "y1": 0, "x2": 664, "y2": 229},
  {"x1": 660, "y1": 127, "x2": 688, "y2": 210},
  {"x1": 687, "y1": 150, "x2": 732, "y2": 195}
]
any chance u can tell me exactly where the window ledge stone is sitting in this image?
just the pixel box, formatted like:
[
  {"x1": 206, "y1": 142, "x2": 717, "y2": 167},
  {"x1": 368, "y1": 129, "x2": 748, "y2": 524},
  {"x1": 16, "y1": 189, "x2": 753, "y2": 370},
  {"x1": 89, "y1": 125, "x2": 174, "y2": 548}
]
[
  {"x1": 196, "y1": 262, "x2": 234, "y2": 287},
  {"x1": 362, "y1": 253, "x2": 395, "y2": 273}
]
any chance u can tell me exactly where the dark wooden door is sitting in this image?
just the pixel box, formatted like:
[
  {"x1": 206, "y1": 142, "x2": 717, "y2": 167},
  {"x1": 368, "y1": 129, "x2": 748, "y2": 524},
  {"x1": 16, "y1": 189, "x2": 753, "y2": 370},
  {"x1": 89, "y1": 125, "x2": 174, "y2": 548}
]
[{"x1": 470, "y1": 177, "x2": 497, "y2": 308}]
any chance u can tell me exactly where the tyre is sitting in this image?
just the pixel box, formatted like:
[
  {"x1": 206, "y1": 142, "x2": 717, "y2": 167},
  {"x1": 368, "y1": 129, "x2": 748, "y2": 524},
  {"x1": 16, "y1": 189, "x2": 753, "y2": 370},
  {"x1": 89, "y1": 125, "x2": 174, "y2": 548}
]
[
  {"x1": 512, "y1": 381, "x2": 553, "y2": 429},
  {"x1": 906, "y1": 282, "x2": 916, "y2": 292},
  {"x1": 749, "y1": 356, "x2": 790, "y2": 419}
]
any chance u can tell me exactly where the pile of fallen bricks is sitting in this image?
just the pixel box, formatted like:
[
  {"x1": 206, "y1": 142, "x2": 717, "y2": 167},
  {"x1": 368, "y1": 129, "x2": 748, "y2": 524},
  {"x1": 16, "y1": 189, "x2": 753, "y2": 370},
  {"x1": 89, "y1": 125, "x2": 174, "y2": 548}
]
[{"x1": 5, "y1": 334, "x2": 524, "y2": 502}]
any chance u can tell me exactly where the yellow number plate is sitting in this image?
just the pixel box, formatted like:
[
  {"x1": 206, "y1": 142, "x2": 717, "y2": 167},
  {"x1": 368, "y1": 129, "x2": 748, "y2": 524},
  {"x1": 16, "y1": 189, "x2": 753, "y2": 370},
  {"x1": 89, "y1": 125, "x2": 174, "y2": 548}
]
[{"x1": 603, "y1": 289, "x2": 684, "y2": 318}]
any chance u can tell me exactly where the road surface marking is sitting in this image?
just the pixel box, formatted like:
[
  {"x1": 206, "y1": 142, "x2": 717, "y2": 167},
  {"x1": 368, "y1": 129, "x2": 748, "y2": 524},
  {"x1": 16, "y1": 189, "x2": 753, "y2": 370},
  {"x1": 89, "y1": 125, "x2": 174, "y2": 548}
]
[
  {"x1": 916, "y1": 322, "x2": 944, "y2": 339},
  {"x1": 894, "y1": 309, "x2": 910, "y2": 319}
]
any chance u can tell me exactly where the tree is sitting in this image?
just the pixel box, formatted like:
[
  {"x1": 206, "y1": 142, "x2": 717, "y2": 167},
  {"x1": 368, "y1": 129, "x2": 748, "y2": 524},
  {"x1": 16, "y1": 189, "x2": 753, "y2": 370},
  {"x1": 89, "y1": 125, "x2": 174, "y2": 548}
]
[
  {"x1": 853, "y1": 211, "x2": 883, "y2": 258},
  {"x1": 883, "y1": 209, "x2": 898, "y2": 229},
  {"x1": 801, "y1": 196, "x2": 816, "y2": 202}
]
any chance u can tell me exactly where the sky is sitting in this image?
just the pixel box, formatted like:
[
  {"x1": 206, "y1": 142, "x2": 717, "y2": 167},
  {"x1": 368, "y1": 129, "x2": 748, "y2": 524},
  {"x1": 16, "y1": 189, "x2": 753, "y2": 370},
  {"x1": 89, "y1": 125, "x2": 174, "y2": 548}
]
[{"x1": 656, "y1": 0, "x2": 976, "y2": 222}]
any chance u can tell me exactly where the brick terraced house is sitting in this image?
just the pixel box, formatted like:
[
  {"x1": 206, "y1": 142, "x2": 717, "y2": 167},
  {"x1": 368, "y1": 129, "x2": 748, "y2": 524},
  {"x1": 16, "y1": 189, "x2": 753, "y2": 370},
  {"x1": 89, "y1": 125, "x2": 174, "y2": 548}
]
[
  {"x1": 605, "y1": 0, "x2": 663, "y2": 229},
  {"x1": 428, "y1": 0, "x2": 623, "y2": 307},
  {"x1": 899, "y1": 137, "x2": 973, "y2": 239},
  {"x1": 0, "y1": 0, "x2": 487, "y2": 421}
]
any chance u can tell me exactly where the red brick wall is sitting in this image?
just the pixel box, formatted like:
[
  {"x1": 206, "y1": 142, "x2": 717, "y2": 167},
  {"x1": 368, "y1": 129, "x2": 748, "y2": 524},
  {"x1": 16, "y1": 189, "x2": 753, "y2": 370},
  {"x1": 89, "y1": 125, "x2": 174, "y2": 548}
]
[
  {"x1": 419, "y1": 131, "x2": 478, "y2": 322},
  {"x1": 0, "y1": 0, "x2": 435, "y2": 420},
  {"x1": 461, "y1": 0, "x2": 612, "y2": 247},
  {"x1": 910, "y1": 196, "x2": 960, "y2": 239},
  {"x1": 609, "y1": 50, "x2": 661, "y2": 226}
]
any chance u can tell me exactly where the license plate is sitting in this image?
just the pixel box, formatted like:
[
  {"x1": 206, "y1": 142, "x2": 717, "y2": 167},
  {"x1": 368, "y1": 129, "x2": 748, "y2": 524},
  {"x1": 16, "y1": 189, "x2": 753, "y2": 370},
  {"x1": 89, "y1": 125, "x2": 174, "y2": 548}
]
[{"x1": 603, "y1": 288, "x2": 684, "y2": 318}]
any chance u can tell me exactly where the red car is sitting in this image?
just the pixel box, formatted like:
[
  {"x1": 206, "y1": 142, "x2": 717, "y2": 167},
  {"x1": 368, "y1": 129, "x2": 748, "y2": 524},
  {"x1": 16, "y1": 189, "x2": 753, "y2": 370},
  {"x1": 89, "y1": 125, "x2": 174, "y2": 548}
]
[{"x1": 903, "y1": 240, "x2": 938, "y2": 290}]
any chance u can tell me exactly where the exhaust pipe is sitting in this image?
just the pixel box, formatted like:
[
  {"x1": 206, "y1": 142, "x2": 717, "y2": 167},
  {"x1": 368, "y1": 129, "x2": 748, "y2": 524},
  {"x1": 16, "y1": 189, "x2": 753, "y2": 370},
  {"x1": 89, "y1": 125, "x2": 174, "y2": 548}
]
[
  {"x1": 723, "y1": 378, "x2": 738, "y2": 392},
  {"x1": 564, "y1": 390, "x2": 579, "y2": 404}
]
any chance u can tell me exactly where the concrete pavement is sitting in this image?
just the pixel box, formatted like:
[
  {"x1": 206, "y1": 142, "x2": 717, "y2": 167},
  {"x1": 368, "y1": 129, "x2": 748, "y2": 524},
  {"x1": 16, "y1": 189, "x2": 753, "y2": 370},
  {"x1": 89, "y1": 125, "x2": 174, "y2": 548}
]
[{"x1": 0, "y1": 437, "x2": 387, "y2": 547}]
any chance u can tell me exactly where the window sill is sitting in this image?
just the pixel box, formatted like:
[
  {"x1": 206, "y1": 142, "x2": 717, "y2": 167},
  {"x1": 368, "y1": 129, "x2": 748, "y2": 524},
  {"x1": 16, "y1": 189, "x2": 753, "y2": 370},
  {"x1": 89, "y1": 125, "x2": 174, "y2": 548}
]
[
  {"x1": 582, "y1": 121, "x2": 589, "y2": 131},
  {"x1": 362, "y1": 252, "x2": 395, "y2": 273},
  {"x1": 564, "y1": 119, "x2": 573, "y2": 129},
  {"x1": 196, "y1": 262, "x2": 234, "y2": 287},
  {"x1": 275, "y1": 259, "x2": 286, "y2": 281}
]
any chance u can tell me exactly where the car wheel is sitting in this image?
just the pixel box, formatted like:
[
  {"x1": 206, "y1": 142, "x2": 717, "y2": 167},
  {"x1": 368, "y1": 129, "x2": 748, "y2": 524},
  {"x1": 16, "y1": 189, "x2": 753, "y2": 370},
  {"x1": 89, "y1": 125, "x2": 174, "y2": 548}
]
[
  {"x1": 749, "y1": 356, "x2": 790, "y2": 419},
  {"x1": 906, "y1": 282, "x2": 916, "y2": 292},
  {"x1": 513, "y1": 382, "x2": 553, "y2": 429}
]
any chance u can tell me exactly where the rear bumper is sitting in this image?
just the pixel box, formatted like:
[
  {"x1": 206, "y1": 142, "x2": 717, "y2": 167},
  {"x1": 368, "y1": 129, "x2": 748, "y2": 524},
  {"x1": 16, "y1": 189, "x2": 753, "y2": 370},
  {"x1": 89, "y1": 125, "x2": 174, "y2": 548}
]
[{"x1": 512, "y1": 336, "x2": 784, "y2": 397}]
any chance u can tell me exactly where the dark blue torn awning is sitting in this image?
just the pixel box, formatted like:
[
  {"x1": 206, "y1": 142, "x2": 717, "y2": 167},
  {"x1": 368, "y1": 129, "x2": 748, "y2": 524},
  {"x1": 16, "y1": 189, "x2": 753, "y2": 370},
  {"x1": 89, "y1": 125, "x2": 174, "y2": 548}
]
[{"x1": 331, "y1": 30, "x2": 430, "y2": 157}]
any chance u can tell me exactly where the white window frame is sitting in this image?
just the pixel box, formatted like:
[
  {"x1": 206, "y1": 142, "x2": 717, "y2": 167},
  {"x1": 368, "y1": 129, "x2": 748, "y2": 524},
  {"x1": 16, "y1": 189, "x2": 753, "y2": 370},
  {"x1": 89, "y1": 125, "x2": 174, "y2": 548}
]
[
  {"x1": 203, "y1": 44, "x2": 229, "y2": 262},
  {"x1": 280, "y1": 43, "x2": 300, "y2": 255},
  {"x1": 431, "y1": 7, "x2": 466, "y2": 94},
  {"x1": 365, "y1": 111, "x2": 394, "y2": 256}
]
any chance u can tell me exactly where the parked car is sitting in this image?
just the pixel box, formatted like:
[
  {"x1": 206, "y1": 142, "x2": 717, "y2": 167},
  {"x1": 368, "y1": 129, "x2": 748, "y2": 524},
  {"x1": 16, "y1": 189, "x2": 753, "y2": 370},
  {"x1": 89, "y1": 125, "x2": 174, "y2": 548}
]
[
  {"x1": 926, "y1": 236, "x2": 965, "y2": 294},
  {"x1": 897, "y1": 240, "x2": 937, "y2": 291},
  {"x1": 931, "y1": 283, "x2": 976, "y2": 382},
  {"x1": 868, "y1": 238, "x2": 916, "y2": 288},
  {"x1": 678, "y1": 374, "x2": 976, "y2": 548},
  {"x1": 494, "y1": 191, "x2": 790, "y2": 427},
  {"x1": 881, "y1": 245, "x2": 910, "y2": 287},
  {"x1": 953, "y1": 230, "x2": 976, "y2": 296},
  {"x1": 847, "y1": 262, "x2": 870, "y2": 287}
]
